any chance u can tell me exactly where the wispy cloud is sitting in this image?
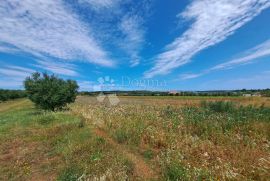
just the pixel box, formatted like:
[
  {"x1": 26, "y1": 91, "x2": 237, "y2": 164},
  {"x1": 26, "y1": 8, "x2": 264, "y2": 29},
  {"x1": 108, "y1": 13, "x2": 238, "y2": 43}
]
[
  {"x1": 0, "y1": 65, "x2": 34, "y2": 78},
  {"x1": 180, "y1": 73, "x2": 203, "y2": 80},
  {"x1": 0, "y1": 65, "x2": 35, "y2": 89},
  {"x1": 0, "y1": 0, "x2": 150, "y2": 68},
  {"x1": 210, "y1": 40, "x2": 270, "y2": 71},
  {"x1": 119, "y1": 15, "x2": 145, "y2": 67},
  {"x1": 77, "y1": 80, "x2": 95, "y2": 91},
  {"x1": 78, "y1": 0, "x2": 121, "y2": 10},
  {"x1": 180, "y1": 39, "x2": 270, "y2": 80},
  {"x1": 0, "y1": 0, "x2": 114, "y2": 67},
  {"x1": 86, "y1": 0, "x2": 149, "y2": 67},
  {"x1": 145, "y1": 0, "x2": 270, "y2": 78},
  {"x1": 0, "y1": 43, "x2": 19, "y2": 54},
  {"x1": 34, "y1": 60, "x2": 78, "y2": 76}
]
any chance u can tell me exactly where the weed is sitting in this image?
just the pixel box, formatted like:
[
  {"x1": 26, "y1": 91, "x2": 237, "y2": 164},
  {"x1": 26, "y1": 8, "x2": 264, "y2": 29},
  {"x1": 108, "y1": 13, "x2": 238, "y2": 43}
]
[
  {"x1": 123, "y1": 159, "x2": 134, "y2": 175},
  {"x1": 90, "y1": 151, "x2": 103, "y2": 161},
  {"x1": 164, "y1": 162, "x2": 189, "y2": 181},
  {"x1": 201, "y1": 101, "x2": 236, "y2": 113},
  {"x1": 57, "y1": 166, "x2": 83, "y2": 181},
  {"x1": 95, "y1": 136, "x2": 106, "y2": 145},
  {"x1": 78, "y1": 118, "x2": 85, "y2": 128},
  {"x1": 143, "y1": 149, "x2": 154, "y2": 160},
  {"x1": 37, "y1": 113, "x2": 55, "y2": 125},
  {"x1": 114, "y1": 129, "x2": 129, "y2": 143}
]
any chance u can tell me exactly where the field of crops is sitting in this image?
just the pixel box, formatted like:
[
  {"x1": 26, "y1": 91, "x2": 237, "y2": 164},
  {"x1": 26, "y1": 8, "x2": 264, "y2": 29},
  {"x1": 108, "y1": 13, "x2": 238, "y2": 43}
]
[{"x1": 0, "y1": 96, "x2": 270, "y2": 180}]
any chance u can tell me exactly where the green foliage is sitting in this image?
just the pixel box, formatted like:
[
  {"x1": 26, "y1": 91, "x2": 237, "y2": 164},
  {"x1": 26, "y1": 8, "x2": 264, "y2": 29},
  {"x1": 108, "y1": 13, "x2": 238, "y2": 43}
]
[
  {"x1": 95, "y1": 136, "x2": 106, "y2": 145},
  {"x1": 182, "y1": 102, "x2": 270, "y2": 138},
  {"x1": 24, "y1": 72, "x2": 78, "y2": 111},
  {"x1": 37, "y1": 113, "x2": 55, "y2": 125},
  {"x1": 114, "y1": 129, "x2": 129, "y2": 143},
  {"x1": 164, "y1": 162, "x2": 189, "y2": 181},
  {"x1": 90, "y1": 151, "x2": 103, "y2": 161},
  {"x1": 57, "y1": 166, "x2": 83, "y2": 181},
  {"x1": 162, "y1": 106, "x2": 181, "y2": 129},
  {"x1": 0, "y1": 89, "x2": 26, "y2": 102},
  {"x1": 262, "y1": 89, "x2": 270, "y2": 97},
  {"x1": 201, "y1": 101, "x2": 236, "y2": 113},
  {"x1": 143, "y1": 149, "x2": 154, "y2": 160}
]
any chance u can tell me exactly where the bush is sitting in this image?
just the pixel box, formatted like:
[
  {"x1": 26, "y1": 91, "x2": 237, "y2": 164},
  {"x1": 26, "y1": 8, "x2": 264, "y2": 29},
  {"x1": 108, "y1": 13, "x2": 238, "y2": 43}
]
[{"x1": 24, "y1": 72, "x2": 79, "y2": 111}]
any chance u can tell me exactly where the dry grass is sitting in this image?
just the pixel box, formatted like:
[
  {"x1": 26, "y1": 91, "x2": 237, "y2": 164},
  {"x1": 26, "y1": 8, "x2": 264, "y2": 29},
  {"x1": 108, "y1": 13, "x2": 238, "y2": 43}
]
[
  {"x1": 71, "y1": 96, "x2": 270, "y2": 180},
  {"x1": 0, "y1": 99, "x2": 135, "y2": 180}
]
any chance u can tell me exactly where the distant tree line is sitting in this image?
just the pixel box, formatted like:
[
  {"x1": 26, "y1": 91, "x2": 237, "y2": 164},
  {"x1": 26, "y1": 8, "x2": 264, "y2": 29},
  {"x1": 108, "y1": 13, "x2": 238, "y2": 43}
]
[
  {"x1": 79, "y1": 90, "x2": 169, "y2": 96},
  {"x1": 79, "y1": 89, "x2": 270, "y2": 97},
  {"x1": 0, "y1": 89, "x2": 27, "y2": 102},
  {"x1": 262, "y1": 89, "x2": 270, "y2": 97}
]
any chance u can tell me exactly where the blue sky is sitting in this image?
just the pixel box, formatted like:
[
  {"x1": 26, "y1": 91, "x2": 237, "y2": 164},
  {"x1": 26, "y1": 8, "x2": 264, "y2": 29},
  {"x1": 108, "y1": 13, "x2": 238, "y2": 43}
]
[{"x1": 0, "y1": 0, "x2": 270, "y2": 91}]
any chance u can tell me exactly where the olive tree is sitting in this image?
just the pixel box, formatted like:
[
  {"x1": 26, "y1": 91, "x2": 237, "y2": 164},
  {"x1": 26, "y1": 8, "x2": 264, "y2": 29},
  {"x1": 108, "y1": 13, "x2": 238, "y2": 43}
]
[{"x1": 24, "y1": 72, "x2": 79, "y2": 111}]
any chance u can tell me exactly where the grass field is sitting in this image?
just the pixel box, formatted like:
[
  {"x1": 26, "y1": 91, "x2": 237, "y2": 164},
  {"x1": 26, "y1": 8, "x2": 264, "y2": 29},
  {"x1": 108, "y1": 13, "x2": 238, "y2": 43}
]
[{"x1": 0, "y1": 96, "x2": 270, "y2": 180}]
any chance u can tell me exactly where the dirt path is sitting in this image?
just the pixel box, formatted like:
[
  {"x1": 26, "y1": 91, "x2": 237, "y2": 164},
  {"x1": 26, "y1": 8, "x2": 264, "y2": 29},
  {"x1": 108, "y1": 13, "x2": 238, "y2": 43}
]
[{"x1": 94, "y1": 128, "x2": 158, "y2": 180}]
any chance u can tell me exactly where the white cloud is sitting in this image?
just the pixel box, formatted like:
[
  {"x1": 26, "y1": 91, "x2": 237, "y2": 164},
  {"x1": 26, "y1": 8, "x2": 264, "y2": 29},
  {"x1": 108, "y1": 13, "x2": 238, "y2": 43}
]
[
  {"x1": 77, "y1": 80, "x2": 95, "y2": 91},
  {"x1": 78, "y1": 0, "x2": 121, "y2": 10},
  {"x1": 180, "y1": 73, "x2": 203, "y2": 80},
  {"x1": 0, "y1": 65, "x2": 35, "y2": 89},
  {"x1": 34, "y1": 59, "x2": 78, "y2": 76},
  {"x1": 0, "y1": 43, "x2": 18, "y2": 54},
  {"x1": 145, "y1": 0, "x2": 270, "y2": 78},
  {"x1": 119, "y1": 15, "x2": 145, "y2": 66},
  {"x1": 210, "y1": 40, "x2": 270, "y2": 71},
  {"x1": 0, "y1": 0, "x2": 114, "y2": 67},
  {"x1": 0, "y1": 65, "x2": 34, "y2": 78},
  {"x1": 86, "y1": 0, "x2": 148, "y2": 67},
  {"x1": 180, "y1": 39, "x2": 270, "y2": 80}
]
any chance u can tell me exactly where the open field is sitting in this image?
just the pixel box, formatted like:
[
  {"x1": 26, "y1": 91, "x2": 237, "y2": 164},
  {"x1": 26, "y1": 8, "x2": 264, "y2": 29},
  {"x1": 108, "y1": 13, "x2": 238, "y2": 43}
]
[
  {"x1": 110, "y1": 96, "x2": 270, "y2": 107},
  {"x1": 0, "y1": 96, "x2": 270, "y2": 180}
]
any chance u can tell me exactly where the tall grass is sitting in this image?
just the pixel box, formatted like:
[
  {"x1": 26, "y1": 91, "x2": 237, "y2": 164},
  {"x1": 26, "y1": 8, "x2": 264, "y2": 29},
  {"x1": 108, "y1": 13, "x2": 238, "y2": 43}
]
[
  {"x1": 71, "y1": 98, "x2": 270, "y2": 180},
  {"x1": 1, "y1": 98, "x2": 270, "y2": 180}
]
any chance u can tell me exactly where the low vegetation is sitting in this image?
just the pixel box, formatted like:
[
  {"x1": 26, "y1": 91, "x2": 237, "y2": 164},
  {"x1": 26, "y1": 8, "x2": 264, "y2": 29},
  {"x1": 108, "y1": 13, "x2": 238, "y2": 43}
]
[{"x1": 1, "y1": 96, "x2": 270, "y2": 180}]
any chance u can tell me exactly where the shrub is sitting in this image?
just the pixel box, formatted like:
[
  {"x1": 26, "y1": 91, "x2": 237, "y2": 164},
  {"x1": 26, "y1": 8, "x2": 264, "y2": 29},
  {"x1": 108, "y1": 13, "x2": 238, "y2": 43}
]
[{"x1": 24, "y1": 72, "x2": 78, "y2": 111}]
